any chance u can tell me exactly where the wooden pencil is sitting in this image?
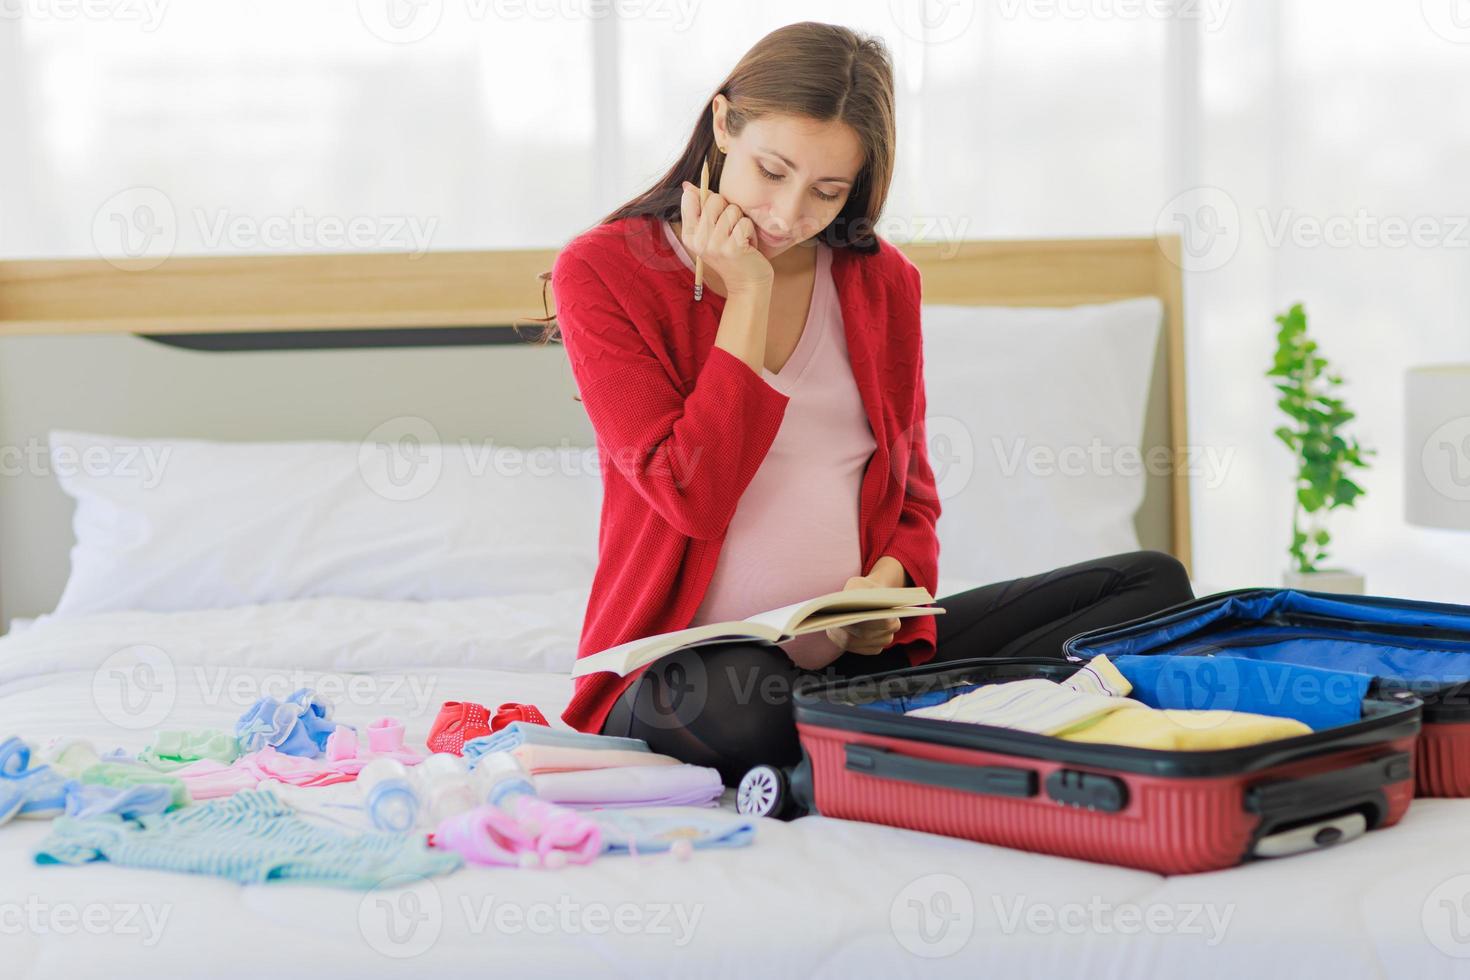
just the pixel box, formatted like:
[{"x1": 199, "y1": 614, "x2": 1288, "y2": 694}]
[{"x1": 693, "y1": 158, "x2": 710, "y2": 301}]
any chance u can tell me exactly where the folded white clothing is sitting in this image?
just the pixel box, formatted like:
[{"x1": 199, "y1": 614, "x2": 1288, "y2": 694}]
[{"x1": 905, "y1": 654, "x2": 1142, "y2": 733}]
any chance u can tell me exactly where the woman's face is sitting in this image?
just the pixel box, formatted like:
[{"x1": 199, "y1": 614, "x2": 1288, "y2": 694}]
[{"x1": 711, "y1": 98, "x2": 865, "y2": 260}]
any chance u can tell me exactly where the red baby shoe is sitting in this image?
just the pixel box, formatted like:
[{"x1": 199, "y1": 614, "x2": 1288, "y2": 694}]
[
  {"x1": 489, "y1": 702, "x2": 549, "y2": 732},
  {"x1": 426, "y1": 701, "x2": 492, "y2": 755}
]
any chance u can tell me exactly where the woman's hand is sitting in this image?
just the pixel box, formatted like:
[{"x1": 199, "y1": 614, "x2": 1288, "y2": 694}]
[
  {"x1": 825, "y1": 573, "x2": 903, "y2": 656},
  {"x1": 679, "y1": 181, "x2": 774, "y2": 292}
]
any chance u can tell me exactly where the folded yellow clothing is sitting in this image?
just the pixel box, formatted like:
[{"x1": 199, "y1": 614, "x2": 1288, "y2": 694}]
[{"x1": 1056, "y1": 707, "x2": 1311, "y2": 750}]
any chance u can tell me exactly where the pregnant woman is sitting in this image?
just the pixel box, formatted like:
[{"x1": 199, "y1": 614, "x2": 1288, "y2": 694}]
[{"x1": 539, "y1": 22, "x2": 1194, "y2": 784}]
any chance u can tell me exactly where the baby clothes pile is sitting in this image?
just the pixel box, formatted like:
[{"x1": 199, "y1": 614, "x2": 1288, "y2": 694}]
[
  {"x1": 2, "y1": 689, "x2": 754, "y2": 891},
  {"x1": 434, "y1": 701, "x2": 727, "y2": 809}
]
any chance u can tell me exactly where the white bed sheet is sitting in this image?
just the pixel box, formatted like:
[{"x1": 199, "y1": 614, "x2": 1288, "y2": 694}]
[{"x1": 2, "y1": 600, "x2": 1468, "y2": 978}]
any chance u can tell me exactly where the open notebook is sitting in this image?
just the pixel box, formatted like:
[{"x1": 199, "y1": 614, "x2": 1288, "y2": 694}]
[{"x1": 570, "y1": 586, "x2": 945, "y2": 678}]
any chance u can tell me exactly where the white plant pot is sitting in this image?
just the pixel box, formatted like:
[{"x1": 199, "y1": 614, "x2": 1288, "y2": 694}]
[{"x1": 1282, "y1": 568, "x2": 1365, "y2": 595}]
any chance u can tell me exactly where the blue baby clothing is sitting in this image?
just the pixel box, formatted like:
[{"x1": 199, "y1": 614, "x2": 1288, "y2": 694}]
[
  {"x1": 1, "y1": 736, "x2": 76, "y2": 820},
  {"x1": 235, "y1": 688, "x2": 342, "y2": 758},
  {"x1": 35, "y1": 788, "x2": 462, "y2": 888},
  {"x1": 1111, "y1": 655, "x2": 1369, "y2": 730},
  {"x1": 462, "y1": 723, "x2": 650, "y2": 763},
  {"x1": 592, "y1": 810, "x2": 756, "y2": 856},
  {"x1": 64, "y1": 783, "x2": 175, "y2": 821}
]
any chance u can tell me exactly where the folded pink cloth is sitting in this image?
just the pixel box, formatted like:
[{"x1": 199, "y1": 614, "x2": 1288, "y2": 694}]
[
  {"x1": 510, "y1": 744, "x2": 681, "y2": 775},
  {"x1": 532, "y1": 764, "x2": 724, "y2": 809},
  {"x1": 175, "y1": 719, "x2": 426, "y2": 800}
]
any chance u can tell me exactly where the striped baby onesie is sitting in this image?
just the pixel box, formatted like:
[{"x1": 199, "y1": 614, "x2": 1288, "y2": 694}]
[{"x1": 35, "y1": 788, "x2": 460, "y2": 888}]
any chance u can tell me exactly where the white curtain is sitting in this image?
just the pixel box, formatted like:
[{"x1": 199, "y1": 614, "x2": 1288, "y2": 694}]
[{"x1": 2, "y1": 0, "x2": 1467, "y2": 598}]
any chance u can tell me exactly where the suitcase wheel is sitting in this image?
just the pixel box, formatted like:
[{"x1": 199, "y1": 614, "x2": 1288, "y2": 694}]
[{"x1": 737, "y1": 764, "x2": 795, "y2": 819}]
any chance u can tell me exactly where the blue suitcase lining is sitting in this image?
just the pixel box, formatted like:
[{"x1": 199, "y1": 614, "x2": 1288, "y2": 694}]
[
  {"x1": 860, "y1": 657, "x2": 1372, "y2": 731},
  {"x1": 1067, "y1": 590, "x2": 1470, "y2": 729}
]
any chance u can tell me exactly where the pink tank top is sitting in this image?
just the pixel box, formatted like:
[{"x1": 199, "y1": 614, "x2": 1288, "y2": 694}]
[{"x1": 662, "y1": 219, "x2": 878, "y2": 665}]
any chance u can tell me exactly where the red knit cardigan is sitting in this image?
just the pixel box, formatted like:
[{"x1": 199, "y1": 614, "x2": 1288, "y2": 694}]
[{"x1": 551, "y1": 215, "x2": 941, "y2": 734}]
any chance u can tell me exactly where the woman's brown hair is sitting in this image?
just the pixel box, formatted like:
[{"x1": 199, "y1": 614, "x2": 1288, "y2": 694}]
[{"x1": 520, "y1": 21, "x2": 897, "y2": 347}]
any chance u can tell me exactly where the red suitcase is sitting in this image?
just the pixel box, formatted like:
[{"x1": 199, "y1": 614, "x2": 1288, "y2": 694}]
[{"x1": 787, "y1": 658, "x2": 1419, "y2": 875}]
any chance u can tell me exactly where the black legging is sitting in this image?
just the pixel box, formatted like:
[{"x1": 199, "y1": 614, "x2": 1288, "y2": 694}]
[{"x1": 600, "y1": 549, "x2": 1195, "y2": 785}]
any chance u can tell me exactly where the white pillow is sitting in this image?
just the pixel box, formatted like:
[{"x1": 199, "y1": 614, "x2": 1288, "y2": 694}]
[
  {"x1": 49, "y1": 429, "x2": 602, "y2": 616},
  {"x1": 923, "y1": 297, "x2": 1162, "y2": 589}
]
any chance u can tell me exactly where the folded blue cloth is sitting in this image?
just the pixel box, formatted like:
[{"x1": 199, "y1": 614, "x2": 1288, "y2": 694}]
[
  {"x1": 591, "y1": 810, "x2": 755, "y2": 856},
  {"x1": 0, "y1": 783, "x2": 25, "y2": 826},
  {"x1": 64, "y1": 783, "x2": 175, "y2": 821},
  {"x1": 1111, "y1": 655, "x2": 1369, "y2": 731},
  {"x1": 235, "y1": 688, "x2": 342, "y2": 758},
  {"x1": 0, "y1": 736, "x2": 76, "y2": 819},
  {"x1": 462, "y1": 722, "x2": 650, "y2": 763}
]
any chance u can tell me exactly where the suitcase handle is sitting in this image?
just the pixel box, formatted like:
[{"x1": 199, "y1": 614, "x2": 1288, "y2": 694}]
[
  {"x1": 1245, "y1": 751, "x2": 1411, "y2": 837},
  {"x1": 844, "y1": 744, "x2": 1038, "y2": 798}
]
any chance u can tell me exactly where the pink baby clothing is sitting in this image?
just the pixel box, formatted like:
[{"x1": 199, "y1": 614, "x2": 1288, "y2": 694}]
[
  {"x1": 510, "y1": 744, "x2": 681, "y2": 775},
  {"x1": 175, "y1": 719, "x2": 425, "y2": 799},
  {"x1": 661, "y1": 220, "x2": 879, "y2": 668}
]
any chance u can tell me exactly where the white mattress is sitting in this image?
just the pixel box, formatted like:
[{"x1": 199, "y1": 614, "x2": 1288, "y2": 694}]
[{"x1": 1, "y1": 598, "x2": 1466, "y2": 978}]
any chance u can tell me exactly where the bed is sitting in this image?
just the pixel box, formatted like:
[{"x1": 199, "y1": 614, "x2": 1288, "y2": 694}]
[{"x1": 1, "y1": 236, "x2": 1462, "y2": 978}]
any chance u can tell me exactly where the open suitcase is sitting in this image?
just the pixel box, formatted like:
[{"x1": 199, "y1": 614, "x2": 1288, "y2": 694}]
[
  {"x1": 783, "y1": 653, "x2": 1420, "y2": 875},
  {"x1": 1060, "y1": 588, "x2": 1470, "y2": 797}
]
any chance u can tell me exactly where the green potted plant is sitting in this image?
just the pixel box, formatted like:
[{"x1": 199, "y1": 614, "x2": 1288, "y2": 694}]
[{"x1": 1267, "y1": 303, "x2": 1375, "y2": 594}]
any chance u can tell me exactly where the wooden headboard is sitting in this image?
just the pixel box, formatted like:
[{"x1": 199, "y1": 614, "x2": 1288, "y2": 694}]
[{"x1": 0, "y1": 237, "x2": 1189, "y2": 624}]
